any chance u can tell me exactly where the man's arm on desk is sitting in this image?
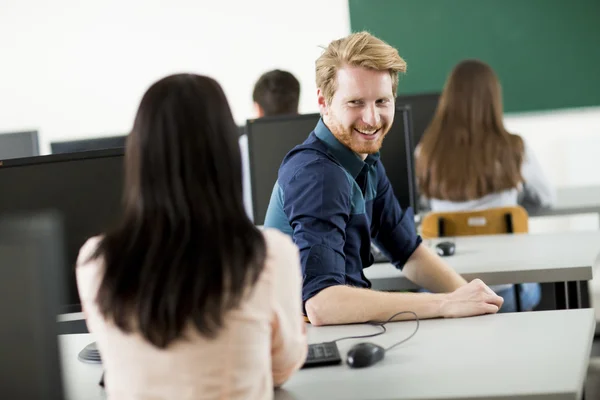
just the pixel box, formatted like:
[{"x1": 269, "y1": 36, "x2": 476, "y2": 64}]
[
  {"x1": 370, "y1": 164, "x2": 466, "y2": 293},
  {"x1": 305, "y1": 278, "x2": 503, "y2": 326},
  {"x1": 402, "y1": 244, "x2": 467, "y2": 293}
]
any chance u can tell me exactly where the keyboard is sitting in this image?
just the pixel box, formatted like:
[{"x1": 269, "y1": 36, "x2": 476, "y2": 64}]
[{"x1": 302, "y1": 342, "x2": 342, "y2": 368}]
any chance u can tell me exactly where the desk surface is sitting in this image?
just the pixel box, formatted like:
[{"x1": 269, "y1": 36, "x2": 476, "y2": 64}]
[
  {"x1": 367, "y1": 231, "x2": 600, "y2": 291},
  {"x1": 276, "y1": 309, "x2": 595, "y2": 400},
  {"x1": 529, "y1": 185, "x2": 600, "y2": 217},
  {"x1": 59, "y1": 309, "x2": 595, "y2": 400}
]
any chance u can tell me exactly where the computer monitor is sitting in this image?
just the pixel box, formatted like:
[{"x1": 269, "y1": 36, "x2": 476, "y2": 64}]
[
  {"x1": 0, "y1": 149, "x2": 124, "y2": 312},
  {"x1": 246, "y1": 113, "x2": 321, "y2": 225},
  {"x1": 380, "y1": 104, "x2": 418, "y2": 215},
  {"x1": 50, "y1": 135, "x2": 127, "y2": 154},
  {"x1": 396, "y1": 92, "x2": 440, "y2": 147},
  {"x1": 0, "y1": 212, "x2": 66, "y2": 400},
  {"x1": 246, "y1": 108, "x2": 418, "y2": 225},
  {"x1": 0, "y1": 130, "x2": 40, "y2": 160}
]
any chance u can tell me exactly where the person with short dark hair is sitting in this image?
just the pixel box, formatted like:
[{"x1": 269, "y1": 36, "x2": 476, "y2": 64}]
[
  {"x1": 241, "y1": 69, "x2": 302, "y2": 220},
  {"x1": 76, "y1": 73, "x2": 307, "y2": 398},
  {"x1": 252, "y1": 69, "x2": 300, "y2": 117}
]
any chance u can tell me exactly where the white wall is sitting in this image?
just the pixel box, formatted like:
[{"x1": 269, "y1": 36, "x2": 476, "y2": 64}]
[
  {"x1": 1, "y1": 0, "x2": 598, "y2": 233},
  {"x1": 505, "y1": 106, "x2": 600, "y2": 232},
  {"x1": 0, "y1": 0, "x2": 350, "y2": 154}
]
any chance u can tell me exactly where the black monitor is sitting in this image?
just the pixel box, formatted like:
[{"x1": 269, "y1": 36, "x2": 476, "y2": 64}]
[
  {"x1": 246, "y1": 108, "x2": 418, "y2": 226},
  {"x1": 396, "y1": 92, "x2": 440, "y2": 147},
  {"x1": 246, "y1": 114, "x2": 321, "y2": 225},
  {"x1": 380, "y1": 104, "x2": 418, "y2": 215},
  {"x1": 0, "y1": 130, "x2": 40, "y2": 160},
  {"x1": 50, "y1": 135, "x2": 127, "y2": 154},
  {"x1": 0, "y1": 149, "x2": 124, "y2": 312},
  {"x1": 0, "y1": 212, "x2": 66, "y2": 400}
]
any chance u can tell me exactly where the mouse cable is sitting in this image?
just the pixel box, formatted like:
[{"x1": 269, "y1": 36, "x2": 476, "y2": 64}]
[
  {"x1": 330, "y1": 323, "x2": 387, "y2": 343},
  {"x1": 328, "y1": 310, "x2": 419, "y2": 349},
  {"x1": 380, "y1": 311, "x2": 420, "y2": 352}
]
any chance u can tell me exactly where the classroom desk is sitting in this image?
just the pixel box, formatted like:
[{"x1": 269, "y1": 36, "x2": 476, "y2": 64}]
[
  {"x1": 367, "y1": 231, "x2": 600, "y2": 309},
  {"x1": 59, "y1": 309, "x2": 595, "y2": 400},
  {"x1": 528, "y1": 185, "x2": 600, "y2": 218}
]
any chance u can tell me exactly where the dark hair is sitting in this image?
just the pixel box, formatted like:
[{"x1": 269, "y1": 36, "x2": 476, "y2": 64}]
[
  {"x1": 252, "y1": 69, "x2": 300, "y2": 116},
  {"x1": 93, "y1": 74, "x2": 266, "y2": 348}
]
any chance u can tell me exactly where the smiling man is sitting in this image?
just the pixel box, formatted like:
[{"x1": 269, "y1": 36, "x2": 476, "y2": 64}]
[{"x1": 264, "y1": 32, "x2": 503, "y2": 326}]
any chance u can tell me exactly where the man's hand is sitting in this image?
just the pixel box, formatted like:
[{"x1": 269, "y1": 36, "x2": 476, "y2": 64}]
[{"x1": 440, "y1": 279, "x2": 504, "y2": 318}]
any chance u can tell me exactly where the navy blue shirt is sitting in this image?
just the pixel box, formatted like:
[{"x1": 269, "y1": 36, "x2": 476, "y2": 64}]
[{"x1": 264, "y1": 119, "x2": 422, "y2": 305}]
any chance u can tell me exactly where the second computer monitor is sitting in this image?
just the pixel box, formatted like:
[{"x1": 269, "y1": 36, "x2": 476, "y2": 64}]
[
  {"x1": 247, "y1": 114, "x2": 321, "y2": 225},
  {"x1": 0, "y1": 130, "x2": 40, "y2": 160},
  {"x1": 247, "y1": 107, "x2": 418, "y2": 226},
  {"x1": 379, "y1": 104, "x2": 418, "y2": 215},
  {"x1": 396, "y1": 92, "x2": 440, "y2": 147},
  {"x1": 0, "y1": 149, "x2": 124, "y2": 312}
]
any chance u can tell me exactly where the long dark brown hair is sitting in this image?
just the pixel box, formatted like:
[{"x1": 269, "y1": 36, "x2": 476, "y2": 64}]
[
  {"x1": 92, "y1": 74, "x2": 266, "y2": 348},
  {"x1": 416, "y1": 60, "x2": 524, "y2": 201}
]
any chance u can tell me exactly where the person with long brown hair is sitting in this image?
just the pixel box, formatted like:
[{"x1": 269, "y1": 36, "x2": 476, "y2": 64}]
[
  {"x1": 76, "y1": 73, "x2": 307, "y2": 399},
  {"x1": 416, "y1": 59, "x2": 555, "y2": 311}
]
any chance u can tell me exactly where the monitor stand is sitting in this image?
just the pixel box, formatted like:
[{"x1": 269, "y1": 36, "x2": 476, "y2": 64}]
[{"x1": 78, "y1": 341, "x2": 102, "y2": 364}]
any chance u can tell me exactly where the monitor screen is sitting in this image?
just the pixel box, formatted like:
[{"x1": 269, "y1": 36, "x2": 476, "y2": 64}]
[
  {"x1": 380, "y1": 104, "x2": 418, "y2": 214},
  {"x1": 0, "y1": 149, "x2": 124, "y2": 311},
  {"x1": 396, "y1": 92, "x2": 440, "y2": 147},
  {"x1": 0, "y1": 131, "x2": 40, "y2": 160},
  {"x1": 50, "y1": 135, "x2": 127, "y2": 154},
  {"x1": 247, "y1": 108, "x2": 418, "y2": 226},
  {"x1": 0, "y1": 213, "x2": 65, "y2": 400},
  {"x1": 246, "y1": 114, "x2": 321, "y2": 225}
]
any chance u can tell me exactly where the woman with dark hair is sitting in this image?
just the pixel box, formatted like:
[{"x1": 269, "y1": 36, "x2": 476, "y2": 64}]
[
  {"x1": 76, "y1": 73, "x2": 307, "y2": 399},
  {"x1": 416, "y1": 60, "x2": 555, "y2": 312}
]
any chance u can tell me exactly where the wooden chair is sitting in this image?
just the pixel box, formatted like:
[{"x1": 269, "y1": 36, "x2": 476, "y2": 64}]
[{"x1": 420, "y1": 205, "x2": 529, "y2": 311}]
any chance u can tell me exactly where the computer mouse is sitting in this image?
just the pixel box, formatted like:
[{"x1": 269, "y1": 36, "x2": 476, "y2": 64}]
[
  {"x1": 435, "y1": 241, "x2": 455, "y2": 257},
  {"x1": 346, "y1": 342, "x2": 385, "y2": 368}
]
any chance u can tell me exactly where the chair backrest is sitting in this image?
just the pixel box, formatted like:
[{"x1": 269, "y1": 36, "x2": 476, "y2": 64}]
[{"x1": 420, "y1": 206, "x2": 529, "y2": 239}]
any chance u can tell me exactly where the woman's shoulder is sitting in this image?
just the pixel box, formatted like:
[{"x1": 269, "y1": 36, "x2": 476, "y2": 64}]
[
  {"x1": 75, "y1": 236, "x2": 105, "y2": 303},
  {"x1": 76, "y1": 235, "x2": 104, "y2": 269},
  {"x1": 261, "y1": 228, "x2": 297, "y2": 257}
]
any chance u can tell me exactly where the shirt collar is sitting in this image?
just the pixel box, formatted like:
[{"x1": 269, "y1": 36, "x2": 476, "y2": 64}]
[{"x1": 314, "y1": 118, "x2": 380, "y2": 178}]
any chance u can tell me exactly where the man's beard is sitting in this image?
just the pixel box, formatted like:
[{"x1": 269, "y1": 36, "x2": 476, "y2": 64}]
[{"x1": 325, "y1": 114, "x2": 388, "y2": 155}]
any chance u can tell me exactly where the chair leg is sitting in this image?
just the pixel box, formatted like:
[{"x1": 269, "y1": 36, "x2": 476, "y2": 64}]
[
  {"x1": 438, "y1": 218, "x2": 445, "y2": 237},
  {"x1": 504, "y1": 213, "x2": 514, "y2": 234},
  {"x1": 514, "y1": 284, "x2": 523, "y2": 312}
]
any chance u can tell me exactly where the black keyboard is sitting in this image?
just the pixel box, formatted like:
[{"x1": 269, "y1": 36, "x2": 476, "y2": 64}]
[{"x1": 302, "y1": 342, "x2": 342, "y2": 368}]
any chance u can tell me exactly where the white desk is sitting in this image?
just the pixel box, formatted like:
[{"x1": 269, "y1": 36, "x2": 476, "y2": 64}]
[
  {"x1": 529, "y1": 185, "x2": 600, "y2": 218},
  {"x1": 367, "y1": 231, "x2": 599, "y2": 309},
  {"x1": 59, "y1": 309, "x2": 596, "y2": 400},
  {"x1": 276, "y1": 309, "x2": 595, "y2": 400}
]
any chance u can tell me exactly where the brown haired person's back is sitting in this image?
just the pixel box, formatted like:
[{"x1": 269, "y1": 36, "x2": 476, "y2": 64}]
[{"x1": 416, "y1": 59, "x2": 556, "y2": 312}]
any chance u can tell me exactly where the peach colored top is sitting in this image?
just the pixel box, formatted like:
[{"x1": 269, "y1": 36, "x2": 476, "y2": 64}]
[{"x1": 76, "y1": 229, "x2": 307, "y2": 400}]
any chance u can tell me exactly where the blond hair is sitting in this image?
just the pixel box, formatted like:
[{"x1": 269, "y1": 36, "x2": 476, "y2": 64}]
[{"x1": 316, "y1": 31, "x2": 407, "y2": 104}]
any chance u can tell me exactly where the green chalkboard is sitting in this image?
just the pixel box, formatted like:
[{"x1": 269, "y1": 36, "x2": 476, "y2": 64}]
[{"x1": 349, "y1": 0, "x2": 600, "y2": 113}]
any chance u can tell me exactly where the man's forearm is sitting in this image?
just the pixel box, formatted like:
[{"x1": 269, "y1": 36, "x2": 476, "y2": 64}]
[
  {"x1": 305, "y1": 285, "x2": 445, "y2": 326},
  {"x1": 402, "y1": 244, "x2": 467, "y2": 293}
]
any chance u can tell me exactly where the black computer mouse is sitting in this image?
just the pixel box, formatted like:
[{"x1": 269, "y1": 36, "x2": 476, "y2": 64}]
[
  {"x1": 346, "y1": 342, "x2": 385, "y2": 368},
  {"x1": 435, "y1": 241, "x2": 455, "y2": 257}
]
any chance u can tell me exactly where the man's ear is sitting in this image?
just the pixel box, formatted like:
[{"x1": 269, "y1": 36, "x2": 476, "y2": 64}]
[
  {"x1": 254, "y1": 102, "x2": 265, "y2": 118},
  {"x1": 317, "y1": 88, "x2": 328, "y2": 116}
]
